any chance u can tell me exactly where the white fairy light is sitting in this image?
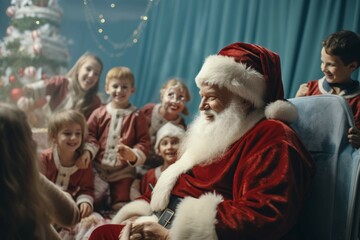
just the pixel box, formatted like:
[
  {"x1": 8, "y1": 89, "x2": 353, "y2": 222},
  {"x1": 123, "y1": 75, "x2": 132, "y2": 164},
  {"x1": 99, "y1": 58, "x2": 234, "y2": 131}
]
[{"x1": 84, "y1": 0, "x2": 160, "y2": 57}]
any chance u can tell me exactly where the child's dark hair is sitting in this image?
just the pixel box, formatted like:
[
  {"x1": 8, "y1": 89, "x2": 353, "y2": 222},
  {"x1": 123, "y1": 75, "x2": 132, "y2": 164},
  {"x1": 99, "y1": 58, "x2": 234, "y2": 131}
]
[{"x1": 322, "y1": 30, "x2": 360, "y2": 66}]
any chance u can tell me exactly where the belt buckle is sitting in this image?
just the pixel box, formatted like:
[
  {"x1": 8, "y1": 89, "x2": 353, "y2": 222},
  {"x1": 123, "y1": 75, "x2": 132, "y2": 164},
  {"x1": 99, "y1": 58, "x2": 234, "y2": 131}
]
[{"x1": 158, "y1": 208, "x2": 175, "y2": 228}]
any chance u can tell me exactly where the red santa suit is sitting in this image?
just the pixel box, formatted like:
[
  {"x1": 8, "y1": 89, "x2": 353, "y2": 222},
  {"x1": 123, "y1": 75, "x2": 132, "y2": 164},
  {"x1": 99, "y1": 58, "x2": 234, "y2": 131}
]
[
  {"x1": 86, "y1": 103, "x2": 150, "y2": 204},
  {"x1": 305, "y1": 77, "x2": 360, "y2": 129},
  {"x1": 26, "y1": 76, "x2": 101, "y2": 119},
  {"x1": 112, "y1": 114, "x2": 315, "y2": 240},
  {"x1": 39, "y1": 147, "x2": 94, "y2": 208},
  {"x1": 93, "y1": 43, "x2": 316, "y2": 240}
]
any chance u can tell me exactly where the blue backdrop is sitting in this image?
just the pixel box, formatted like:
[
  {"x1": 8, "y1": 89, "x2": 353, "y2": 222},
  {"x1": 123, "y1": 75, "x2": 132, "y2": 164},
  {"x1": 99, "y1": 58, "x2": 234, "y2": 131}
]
[{"x1": 1, "y1": 0, "x2": 359, "y2": 123}]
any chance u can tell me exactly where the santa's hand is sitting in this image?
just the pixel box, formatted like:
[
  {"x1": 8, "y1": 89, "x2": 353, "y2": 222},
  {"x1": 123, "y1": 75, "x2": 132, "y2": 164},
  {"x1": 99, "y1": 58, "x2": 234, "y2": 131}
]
[
  {"x1": 295, "y1": 83, "x2": 308, "y2": 97},
  {"x1": 119, "y1": 222, "x2": 132, "y2": 240},
  {"x1": 348, "y1": 127, "x2": 360, "y2": 149},
  {"x1": 17, "y1": 96, "x2": 35, "y2": 112},
  {"x1": 130, "y1": 222, "x2": 170, "y2": 240}
]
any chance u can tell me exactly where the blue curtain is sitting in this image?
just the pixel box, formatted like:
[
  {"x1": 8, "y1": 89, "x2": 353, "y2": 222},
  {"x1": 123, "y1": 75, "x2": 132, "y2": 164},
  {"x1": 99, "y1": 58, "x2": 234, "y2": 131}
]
[
  {"x1": 1, "y1": 0, "x2": 359, "y2": 122},
  {"x1": 130, "y1": 0, "x2": 360, "y2": 122}
]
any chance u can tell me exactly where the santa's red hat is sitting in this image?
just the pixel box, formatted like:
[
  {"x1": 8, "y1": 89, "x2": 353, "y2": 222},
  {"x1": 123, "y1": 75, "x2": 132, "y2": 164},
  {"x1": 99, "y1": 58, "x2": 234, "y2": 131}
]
[{"x1": 195, "y1": 42, "x2": 297, "y2": 122}]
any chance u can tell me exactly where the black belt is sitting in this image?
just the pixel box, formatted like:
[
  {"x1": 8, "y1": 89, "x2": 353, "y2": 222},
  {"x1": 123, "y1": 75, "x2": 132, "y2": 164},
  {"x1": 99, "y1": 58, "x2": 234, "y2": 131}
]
[{"x1": 154, "y1": 195, "x2": 182, "y2": 229}]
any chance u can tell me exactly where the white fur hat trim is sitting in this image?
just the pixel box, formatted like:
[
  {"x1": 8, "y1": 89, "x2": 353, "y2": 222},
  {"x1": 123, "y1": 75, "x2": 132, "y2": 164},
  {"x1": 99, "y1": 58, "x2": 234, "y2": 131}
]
[
  {"x1": 195, "y1": 55, "x2": 266, "y2": 108},
  {"x1": 265, "y1": 100, "x2": 298, "y2": 123},
  {"x1": 154, "y1": 122, "x2": 185, "y2": 153}
]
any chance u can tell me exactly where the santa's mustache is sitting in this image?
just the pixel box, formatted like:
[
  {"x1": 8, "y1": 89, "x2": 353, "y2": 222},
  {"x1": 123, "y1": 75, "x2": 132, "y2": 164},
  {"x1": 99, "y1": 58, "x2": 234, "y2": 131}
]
[{"x1": 201, "y1": 109, "x2": 217, "y2": 118}]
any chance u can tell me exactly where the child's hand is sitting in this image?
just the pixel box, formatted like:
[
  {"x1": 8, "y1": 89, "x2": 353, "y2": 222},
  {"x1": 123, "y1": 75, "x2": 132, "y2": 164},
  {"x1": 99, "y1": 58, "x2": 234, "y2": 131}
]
[
  {"x1": 348, "y1": 127, "x2": 360, "y2": 149},
  {"x1": 79, "y1": 202, "x2": 93, "y2": 218},
  {"x1": 17, "y1": 96, "x2": 35, "y2": 112},
  {"x1": 295, "y1": 83, "x2": 309, "y2": 97},
  {"x1": 117, "y1": 143, "x2": 137, "y2": 164},
  {"x1": 76, "y1": 150, "x2": 91, "y2": 169}
]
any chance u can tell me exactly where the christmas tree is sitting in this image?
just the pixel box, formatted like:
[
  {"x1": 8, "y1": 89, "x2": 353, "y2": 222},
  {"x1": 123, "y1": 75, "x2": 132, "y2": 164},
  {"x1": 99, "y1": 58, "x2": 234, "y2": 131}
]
[{"x1": 0, "y1": 0, "x2": 70, "y2": 105}]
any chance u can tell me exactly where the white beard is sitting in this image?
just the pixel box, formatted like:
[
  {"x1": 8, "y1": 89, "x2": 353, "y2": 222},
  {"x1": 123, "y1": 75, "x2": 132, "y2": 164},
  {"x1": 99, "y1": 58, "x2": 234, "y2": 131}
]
[{"x1": 179, "y1": 100, "x2": 249, "y2": 165}]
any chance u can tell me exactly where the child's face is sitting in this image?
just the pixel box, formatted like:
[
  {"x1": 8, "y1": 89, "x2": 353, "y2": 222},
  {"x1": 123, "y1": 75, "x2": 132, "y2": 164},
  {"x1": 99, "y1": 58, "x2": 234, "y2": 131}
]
[
  {"x1": 161, "y1": 86, "x2": 186, "y2": 115},
  {"x1": 158, "y1": 136, "x2": 180, "y2": 163},
  {"x1": 320, "y1": 47, "x2": 357, "y2": 84},
  {"x1": 55, "y1": 122, "x2": 82, "y2": 154},
  {"x1": 106, "y1": 78, "x2": 135, "y2": 108},
  {"x1": 77, "y1": 58, "x2": 102, "y2": 91}
]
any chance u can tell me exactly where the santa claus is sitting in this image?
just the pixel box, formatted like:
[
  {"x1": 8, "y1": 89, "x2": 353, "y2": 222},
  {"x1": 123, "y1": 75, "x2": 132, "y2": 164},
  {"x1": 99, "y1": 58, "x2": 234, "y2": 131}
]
[{"x1": 89, "y1": 42, "x2": 315, "y2": 240}]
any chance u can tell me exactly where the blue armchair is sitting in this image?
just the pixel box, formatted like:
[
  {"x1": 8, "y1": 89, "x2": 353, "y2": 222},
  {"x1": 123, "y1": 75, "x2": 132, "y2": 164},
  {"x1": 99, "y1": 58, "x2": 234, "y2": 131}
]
[{"x1": 288, "y1": 95, "x2": 360, "y2": 240}]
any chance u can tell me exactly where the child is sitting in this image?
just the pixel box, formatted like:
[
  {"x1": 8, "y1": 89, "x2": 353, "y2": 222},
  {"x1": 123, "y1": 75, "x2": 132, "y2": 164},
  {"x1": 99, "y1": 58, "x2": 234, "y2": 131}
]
[
  {"x1": 17, "y1": 52, "x2": 103, "y2": 126},
  {"x1": 81, "y1": 66, "x2": 150, "y2": 211},
  {"x1": 295, "y1": 30, "x2": 360, "y2": 148},
  {"x1": 39, "y1": 109, "x2": 95, "y2": 219},
  {"x1": 140, "y1": 78, "x2": 190, "y2": 168},
  {"x1": 0, "y1": 103, "x2": 80, "y2": 239},
  {"x1": 140, "y1": 122, "x2": 185, "y2": 194}
]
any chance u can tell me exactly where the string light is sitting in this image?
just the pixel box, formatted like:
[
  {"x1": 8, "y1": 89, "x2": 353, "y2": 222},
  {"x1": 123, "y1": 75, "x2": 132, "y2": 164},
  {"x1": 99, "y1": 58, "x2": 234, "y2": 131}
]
[{"x1": 83, "y1": 0, "x2": 160, "y2": 58}]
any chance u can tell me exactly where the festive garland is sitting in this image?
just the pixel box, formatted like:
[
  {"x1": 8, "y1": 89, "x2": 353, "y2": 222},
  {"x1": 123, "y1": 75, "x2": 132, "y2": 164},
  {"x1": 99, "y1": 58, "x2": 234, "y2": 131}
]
[{"x1": 84, "y1": 0, "x2": 161, "y2": 58}]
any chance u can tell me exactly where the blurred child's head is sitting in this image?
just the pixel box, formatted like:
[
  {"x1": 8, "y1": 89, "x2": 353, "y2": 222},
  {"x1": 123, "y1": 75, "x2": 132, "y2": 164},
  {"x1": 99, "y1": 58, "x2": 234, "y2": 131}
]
[
  {"x1": 321, "y1": 30, "x2": 360, "y2": 84},
  {"x1": 47, "y1": 109, "x2": 87, "y2": 154},
  {"x1": 0, "y1": 103, "x2": 51, "y2": 238},
  {"x1": 105, "y1": 66, "x2": 135, "y2": 108},
  {"x1": 0, "y1": 103, "x2": 38, "y2": 185},
  {"x1": 160, "y1": 78, "x2": 191, "y2": 116},
  {"x1": 154, "y1": 122, "x2": 185, "y2": 164}
]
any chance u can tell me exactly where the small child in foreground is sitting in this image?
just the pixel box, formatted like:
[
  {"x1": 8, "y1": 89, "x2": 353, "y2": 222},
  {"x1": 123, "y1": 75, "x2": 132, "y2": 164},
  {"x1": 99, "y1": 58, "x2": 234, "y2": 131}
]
[{"x1": 140, "y1": 122, "x2": 185, "y2": 194}]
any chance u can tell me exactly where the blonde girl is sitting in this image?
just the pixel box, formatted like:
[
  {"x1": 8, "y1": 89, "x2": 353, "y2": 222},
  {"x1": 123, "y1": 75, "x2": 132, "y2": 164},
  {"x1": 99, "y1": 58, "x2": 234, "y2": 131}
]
[{"x1": 17, "y1": 52, "x2": 103, "y2": 126}]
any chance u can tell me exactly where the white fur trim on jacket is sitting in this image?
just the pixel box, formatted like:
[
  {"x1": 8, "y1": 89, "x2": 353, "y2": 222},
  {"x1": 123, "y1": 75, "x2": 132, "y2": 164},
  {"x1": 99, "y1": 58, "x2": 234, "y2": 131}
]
[
  {"x1": 150, "y1": 151, "x2": 201, "y2": 211},
  {"x1": 265, "y1": 100, "x2": 298, "y2": 123},
  {"x1": 111, "y1": 199, "x2": 152, "y2": 224},
  {"x1": 170, "y1": 193, "x2": 223, "y2": 240},
  {"x1": 195, "y1": 55, "x2": 266, "y2": 108}
]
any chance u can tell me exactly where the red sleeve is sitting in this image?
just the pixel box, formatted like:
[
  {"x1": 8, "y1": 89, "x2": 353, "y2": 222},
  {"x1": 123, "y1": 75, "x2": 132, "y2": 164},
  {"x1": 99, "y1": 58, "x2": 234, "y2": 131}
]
[
  {"x1": 85, "y1": 95, "x2": 102, "y2": 119},
  {"x1": 140, "y1": 103, "x2": 156, "y2": 127},
  {"x1": 121, "y1": 110, "x2": 151, "y2": 156},
  {"x1": 140, "y1": 169, "x2": 157, "y2": 194},
  {"x1": 75, "y1": 165, "x2": 95, "y2": 199},
  {"x1": 38, "y1": 149, "x2": 55, "y2": 180},
  {"x1": 306, "y1": 80, "x2": 321, "y2": 96},
  {"x1": 133, "y1": 111, "x2": 150, "y2": 155},
  {"x1": 86, "y1": 107, "x2": 101, "y2": 147},
  {"x1": 215, "y1": 141, "x2": 313, "y2": 239}
]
